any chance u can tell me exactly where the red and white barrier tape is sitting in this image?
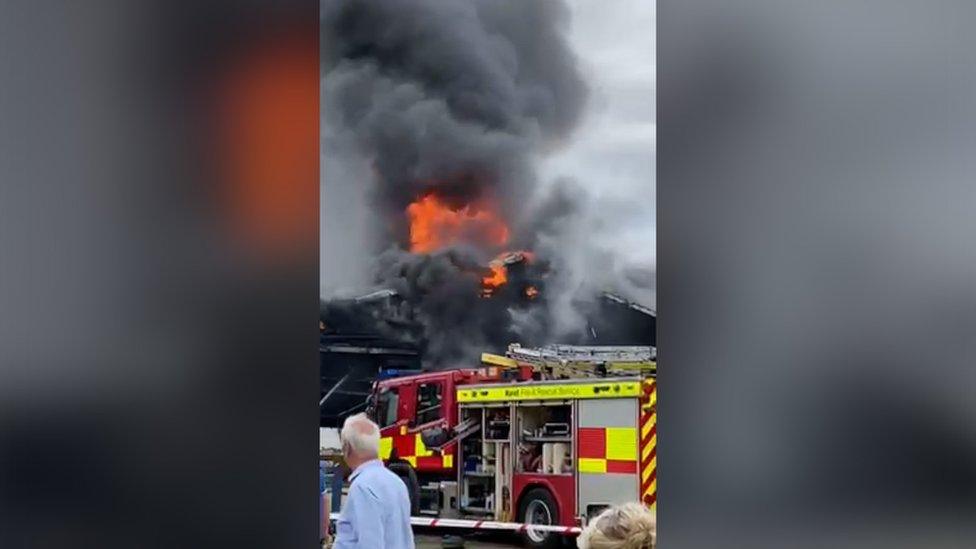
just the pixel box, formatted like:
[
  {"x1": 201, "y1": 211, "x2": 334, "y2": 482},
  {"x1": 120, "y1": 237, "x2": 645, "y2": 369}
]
[{"x1": 328, "y1": 513, "x2": 581, "y2": 535}]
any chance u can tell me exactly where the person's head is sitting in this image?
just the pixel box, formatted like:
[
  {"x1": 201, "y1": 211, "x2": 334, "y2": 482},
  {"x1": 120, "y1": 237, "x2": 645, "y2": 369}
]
[
  {"x1": 340, "y1": 412, "x2": 381, "y2": 469},
  {"x1": 577, "y1": 503, "x2": 656, "y2": 549}
]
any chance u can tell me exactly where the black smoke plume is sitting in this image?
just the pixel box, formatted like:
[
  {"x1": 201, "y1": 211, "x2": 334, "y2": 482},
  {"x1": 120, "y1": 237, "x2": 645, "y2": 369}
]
[{"x1": 322, "y1": 0, "x2": 606, "y2": 367}]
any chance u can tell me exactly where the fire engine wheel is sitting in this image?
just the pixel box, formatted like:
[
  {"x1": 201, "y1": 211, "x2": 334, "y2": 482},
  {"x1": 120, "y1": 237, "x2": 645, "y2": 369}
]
[
  {"x1": 518, "y1": 487, "x2": 561, "y2": 549},
  {"x1": 387, "y1": 461, "x2": 420, "y2": 516}
]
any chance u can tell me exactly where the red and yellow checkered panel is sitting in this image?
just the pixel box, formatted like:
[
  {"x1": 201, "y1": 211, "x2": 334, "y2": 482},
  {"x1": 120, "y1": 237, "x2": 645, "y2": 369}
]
[
  {"x1": 578, "y1": 426, "x2": 638, "y2": 474},
  {"x1": 380, "y1": 425, "x2": 453, "y2": 470}
]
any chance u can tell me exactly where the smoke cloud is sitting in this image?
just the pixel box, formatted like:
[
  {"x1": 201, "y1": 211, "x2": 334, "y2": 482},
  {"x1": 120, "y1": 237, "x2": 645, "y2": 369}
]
[
  {"x1": 323, "y1": 0, "x2": 585, "y2": 224},
  {"x1": 322, "y1": 0, "x2": 649, "y2": 366}
]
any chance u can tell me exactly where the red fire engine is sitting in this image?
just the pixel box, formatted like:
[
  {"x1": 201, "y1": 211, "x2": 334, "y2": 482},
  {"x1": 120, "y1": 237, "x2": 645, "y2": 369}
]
[{"x1": 367, "y1": 345, "x2": 656, "y2": 548}]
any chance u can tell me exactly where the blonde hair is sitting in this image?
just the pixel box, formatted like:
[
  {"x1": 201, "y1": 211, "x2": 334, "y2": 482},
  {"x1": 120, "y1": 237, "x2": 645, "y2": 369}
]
[{"x1": 577, "y1": 503, "x2": 656, "y2": 549}]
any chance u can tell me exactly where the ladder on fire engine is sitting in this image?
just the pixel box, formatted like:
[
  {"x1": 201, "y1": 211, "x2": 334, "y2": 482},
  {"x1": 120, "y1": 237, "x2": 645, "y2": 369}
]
[
  {"x1": 500, "y1": 343, "x2": 656, "y2": 379},
  {"x1": 424, "y1": 416, "x2": 481, "y2": 453}
]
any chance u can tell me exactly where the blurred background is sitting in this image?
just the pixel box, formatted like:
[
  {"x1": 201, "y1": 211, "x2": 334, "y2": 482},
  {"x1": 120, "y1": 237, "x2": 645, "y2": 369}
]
[
  {"x1": 2, "y1": 1, "x2": 976, "y2": 548},
  {"x1": 660, "y1": 1, "x2": 976, "y2": 547},
  {"x1": 1, "y1": 2, "x2": 319, "y2": 548}
]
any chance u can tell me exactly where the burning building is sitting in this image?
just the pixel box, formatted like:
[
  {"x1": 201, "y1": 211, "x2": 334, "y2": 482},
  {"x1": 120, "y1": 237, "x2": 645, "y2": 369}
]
[
  {"x1": 319, "y1": 290, "x2": 421, "y2": 426},
  {"x1": 319, "y1": 288, "x2": 655, "y2": 426},
  {"x1": 320, "y1": 0, "x2": 653, "y2": 377}
]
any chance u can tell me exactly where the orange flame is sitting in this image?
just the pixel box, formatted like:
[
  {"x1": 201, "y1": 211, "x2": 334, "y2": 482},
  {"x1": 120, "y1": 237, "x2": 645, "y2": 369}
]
[
  {"x1": 480, "y1": 250, "x2": 535, "y2": 295},
  {"x1": 407, "y1": 194, "x2": 509, "y2": 254},
  {"x1": 483, "y1": 263, "x2": 508, "y2": 288}
]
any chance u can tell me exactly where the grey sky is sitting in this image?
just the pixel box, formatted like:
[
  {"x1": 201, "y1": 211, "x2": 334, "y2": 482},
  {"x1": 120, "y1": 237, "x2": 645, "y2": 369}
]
[{"x1": 541, "y1": 0, "x2": 656, "y2": 274}]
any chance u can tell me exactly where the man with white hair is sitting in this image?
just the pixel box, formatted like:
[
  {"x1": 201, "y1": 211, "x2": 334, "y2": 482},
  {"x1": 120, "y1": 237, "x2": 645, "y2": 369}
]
[{"x1": 333, "y1": 413, "x2": 414, "y2": 549}]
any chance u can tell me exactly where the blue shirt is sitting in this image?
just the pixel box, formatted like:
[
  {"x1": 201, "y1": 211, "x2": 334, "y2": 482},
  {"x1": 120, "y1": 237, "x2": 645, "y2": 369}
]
[
  {"x1": 319, "y1": 461, "x2": 328, "y2": 493},
  {"x1": 334, "y1": 459, "x2": 414, "y2": 549}
]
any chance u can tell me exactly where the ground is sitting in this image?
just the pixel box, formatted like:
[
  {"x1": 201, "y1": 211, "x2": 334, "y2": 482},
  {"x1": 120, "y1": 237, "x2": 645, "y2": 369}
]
[
  {"x1": 415, "y1": 533, "x2": 520, "y2": 548},
  {"x1": 414, "y1": 530, "x2": 579, "y2": 548},
  {"x1": 324, "y1": 528, "x2": 571, "y2": 548}
]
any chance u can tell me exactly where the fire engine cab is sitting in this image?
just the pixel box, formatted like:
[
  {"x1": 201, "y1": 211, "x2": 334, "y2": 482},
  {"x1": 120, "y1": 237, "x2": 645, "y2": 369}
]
[{"x1": 366, "y1": 345, "x2": 656, "y2": 548}]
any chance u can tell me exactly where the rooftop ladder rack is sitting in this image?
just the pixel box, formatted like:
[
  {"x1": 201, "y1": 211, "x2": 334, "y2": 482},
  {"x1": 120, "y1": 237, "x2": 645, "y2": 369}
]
[{"x1": 503, "y1": 344, "x2": 657, "y2": 379}]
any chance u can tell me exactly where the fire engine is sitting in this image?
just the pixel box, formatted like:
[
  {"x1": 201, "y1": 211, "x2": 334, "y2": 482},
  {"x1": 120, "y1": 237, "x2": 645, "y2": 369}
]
[{"x1": 366, "y1": 344, "x2": 656, "y2": 548}]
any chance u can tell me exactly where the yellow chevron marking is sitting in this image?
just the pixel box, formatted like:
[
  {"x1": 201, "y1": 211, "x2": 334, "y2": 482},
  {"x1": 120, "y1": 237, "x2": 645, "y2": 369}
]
[{"x1": 641, "y1": 455, "x2": 657, "y2": 482}]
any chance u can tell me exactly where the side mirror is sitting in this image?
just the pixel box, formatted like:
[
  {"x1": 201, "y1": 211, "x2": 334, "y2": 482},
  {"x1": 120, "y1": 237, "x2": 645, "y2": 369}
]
[{"x1": 364, "y1": 393, "x2": 376, "y2": 419}]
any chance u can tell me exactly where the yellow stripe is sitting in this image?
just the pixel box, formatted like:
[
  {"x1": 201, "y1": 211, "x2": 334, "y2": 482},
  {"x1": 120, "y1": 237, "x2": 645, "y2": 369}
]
[
  {"x1": 400, "y1": 425, "x2": 407, "y2": 436},
  {"x1": 403, "y1": 456, "x2": 416, "y2": 467},
  {"x1": 606, "y1": 361, "x2": 656, "y2": 371},
  {"x1": 641, "y1": 440, "x2": 653, "y2": 461},
  {"x1": 579, "y1": 458, "x2": 607, "y2": 473},
  {"x1": 606, "y1": 427, "x2": 637, "y2": 461},
  {"x1": 641, "y1": 416, "x2": 655, "y2": 439},
  {"x1": 481, "y1": 353, "x2": 517, "y2": 367},
  {"x1": 379, "y1": 437, "x2": 393, "y2": 460},
  {"x1": 642, "y1": 456, "x2": 657, "y2": 482},
  {"x1": 442, "y1": 453, "x2": 453, "y2": 468},
  {"x1": 458, "y1": 381, "x2": 642, "y2": 403}
]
